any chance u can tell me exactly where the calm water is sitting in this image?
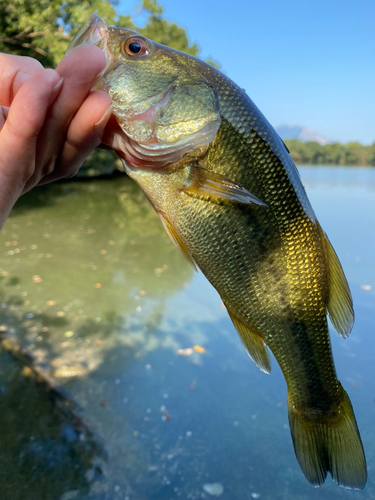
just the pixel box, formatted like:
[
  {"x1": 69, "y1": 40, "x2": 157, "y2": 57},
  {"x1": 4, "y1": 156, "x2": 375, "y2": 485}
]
[{"x1": 0, "y1": 167, "x2": 374, "y2": 500}]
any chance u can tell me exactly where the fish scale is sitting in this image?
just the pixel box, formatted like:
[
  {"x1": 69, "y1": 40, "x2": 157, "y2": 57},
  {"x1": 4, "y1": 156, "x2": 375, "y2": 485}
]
[{"x1": 67, "y1": 14, "x2": 367, "y2": 489}]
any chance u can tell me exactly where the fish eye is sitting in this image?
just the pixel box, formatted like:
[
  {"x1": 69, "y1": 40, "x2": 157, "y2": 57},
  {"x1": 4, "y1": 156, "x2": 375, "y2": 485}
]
[{"x1": 122, "y1": 37, "x2": 148, "y2": 57}]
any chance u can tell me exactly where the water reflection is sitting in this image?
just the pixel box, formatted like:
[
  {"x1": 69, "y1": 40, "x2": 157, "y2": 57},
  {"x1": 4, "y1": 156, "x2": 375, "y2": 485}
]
[{"x1": 0, "y1": 168, "x2": 374, "y2": 499}]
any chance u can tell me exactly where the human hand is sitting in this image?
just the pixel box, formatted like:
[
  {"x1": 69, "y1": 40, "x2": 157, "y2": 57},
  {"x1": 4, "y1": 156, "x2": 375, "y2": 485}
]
[{"x1": 0, "y1": 45, "x2": 112, "y2": 228}]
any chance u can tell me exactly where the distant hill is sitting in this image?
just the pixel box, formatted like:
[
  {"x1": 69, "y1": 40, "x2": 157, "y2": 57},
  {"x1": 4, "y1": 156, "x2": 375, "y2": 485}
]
[{"x1": 276, "y1": 125, "x2": 329, "y2": 145}]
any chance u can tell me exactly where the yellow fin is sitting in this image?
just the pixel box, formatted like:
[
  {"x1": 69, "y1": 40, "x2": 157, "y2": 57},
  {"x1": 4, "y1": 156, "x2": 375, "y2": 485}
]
[
  {"x1": 182, "y1": 164, "x2": 268, "y2": 207},
  {"x1": 288, "y1": 384, "x2": 367, "y2": 489},
  {"x1": 158, "y1": 212, "x2": 197, "y2": 271},
  {"x1": 226, "y1": 307, "x2": 271, "y2": 374},
  {"x1": 317, "y1": 223, "x2": 354, "y2": 338}
]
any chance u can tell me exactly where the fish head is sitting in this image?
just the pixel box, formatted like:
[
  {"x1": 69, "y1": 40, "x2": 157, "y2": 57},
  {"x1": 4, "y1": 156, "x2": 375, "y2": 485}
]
[{"x1": 66, "y1": 15, "x2": 221, "y2": 169}]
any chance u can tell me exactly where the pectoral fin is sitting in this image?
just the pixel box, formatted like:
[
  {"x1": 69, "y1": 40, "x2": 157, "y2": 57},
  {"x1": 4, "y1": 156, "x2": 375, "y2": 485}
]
[
  {"x1": 182, "y1": 164, "x2": 267, "y2": 207},
  {"x1": 158, "y1": 211, "x2": 197, "y2": 271},
  {"x1": 226, "y1": 307, "x2": 271, "y2": 374},
  {"x1": 317, "y1": 223, "x2": 354, "y2": 338}
]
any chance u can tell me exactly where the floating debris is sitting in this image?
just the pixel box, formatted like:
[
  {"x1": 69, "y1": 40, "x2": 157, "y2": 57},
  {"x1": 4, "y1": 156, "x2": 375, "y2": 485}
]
[
  {"x1": 161, "y1": 411, "x2": 170, "y2": 422},
  {"x1": 177, "y1": 348, "x2": 193, "y2": 356},
  {"x1": 139, "y1": 290, "x2": 147, "y2": 296},
  {"x1": 32, "y1": 275, "x2": 42, "y2": 283},
  {"x1": 95, "y1": 283, "x2": 102, "y2": 289},
  {"x1": 360, "y1": 285, "x2": 371, "y2": 291},
  {"x1": 251, "y1": 493, "x2": 261, "y2": 499},
  {"x1": 64, "y1": 331, "x2": 74, "y2": 338},
  {"x1": 193, "y1": 345, "x2": 206, "y2": 353},
  {"x1": 202, "y1": 482, "x2": 224, "y2": 496},
  {"x1": 189, "y1": 380, "x2": 197, "y2": 390},
  {"x1": 60, "y1": 490, "x2": 79, "y2": 500},
  {"x1": 46, "y1": 300, "x2": 56, "y2": 306}
]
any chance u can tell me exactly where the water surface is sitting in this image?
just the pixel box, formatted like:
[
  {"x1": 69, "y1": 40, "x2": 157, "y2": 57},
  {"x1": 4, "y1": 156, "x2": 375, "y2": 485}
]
[{"x1": 0, "y1": 167, "x2": 374, "y2": 500}]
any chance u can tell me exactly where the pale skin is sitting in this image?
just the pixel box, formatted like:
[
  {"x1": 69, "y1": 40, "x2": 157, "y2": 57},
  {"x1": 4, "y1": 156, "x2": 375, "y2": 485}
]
[{"x1": 0, "y1": 45, "x2": 112, "y2": 229}]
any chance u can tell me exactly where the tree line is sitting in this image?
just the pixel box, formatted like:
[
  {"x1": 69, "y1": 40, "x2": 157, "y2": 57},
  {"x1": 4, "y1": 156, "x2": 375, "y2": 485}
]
[{"x1": 284, "y1": 139, "x2": 375, "y2": 167}]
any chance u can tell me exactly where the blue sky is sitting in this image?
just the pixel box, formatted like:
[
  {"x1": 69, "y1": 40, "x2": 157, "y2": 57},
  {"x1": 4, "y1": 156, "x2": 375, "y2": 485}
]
[{"x1": 119, "y1": 0, "x2": 374, "y2": 144}]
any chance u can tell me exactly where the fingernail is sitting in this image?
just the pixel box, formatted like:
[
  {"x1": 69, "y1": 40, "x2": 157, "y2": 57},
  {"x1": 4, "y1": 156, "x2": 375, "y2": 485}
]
[
  {"x1": 94, "y1": 104, "x2": 113, "y2": 130},
  {"x1": 49, "y1": 77, "x2": 64, "y2": 104}
]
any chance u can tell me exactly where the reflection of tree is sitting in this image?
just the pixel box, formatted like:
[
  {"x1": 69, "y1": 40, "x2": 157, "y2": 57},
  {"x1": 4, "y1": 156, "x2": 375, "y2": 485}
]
[
  {"x1": 0, "y1": 177, "x2": 198, "y2": 498},
  {"x1": 0, "y1": 348, "x2": 97, "y2": 500},
  {"x1": 1, "y1": 177, "x2": 193, "y2": 342}
]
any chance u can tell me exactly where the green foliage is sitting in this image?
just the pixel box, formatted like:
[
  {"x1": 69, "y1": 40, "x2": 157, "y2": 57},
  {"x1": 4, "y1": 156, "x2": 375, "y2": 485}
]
[
  {"x1": 285, "y1": 139, "x2": 375, "y2": 167},
  {"x1": 0, "y1": 0, "x2": 201, "y2": 67},
  {"x1": 0, "y1": 0, "x2": 128, "y2": 67}
]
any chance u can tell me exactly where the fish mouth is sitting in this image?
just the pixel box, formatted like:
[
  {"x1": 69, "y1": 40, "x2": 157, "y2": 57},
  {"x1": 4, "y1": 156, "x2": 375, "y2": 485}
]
[{"x1": 65, "y1": 14, "x2": 109, "y2": 59}]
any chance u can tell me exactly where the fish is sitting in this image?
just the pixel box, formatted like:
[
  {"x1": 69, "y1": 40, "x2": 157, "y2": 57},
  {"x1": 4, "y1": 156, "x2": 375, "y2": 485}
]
[{"x1": 67, "y1": 15, "x2": 367, "y2": 489}]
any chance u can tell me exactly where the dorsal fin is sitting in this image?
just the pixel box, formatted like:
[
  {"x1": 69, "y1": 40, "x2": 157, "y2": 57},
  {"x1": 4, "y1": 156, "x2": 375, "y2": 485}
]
[
  {"x1": 317, "y1": 223, "x2": 354, "y2": 338},
  {"x1": 158, "y1": 211, "x2": 197, "y2": 271},
  {"x1": 226, "y1": 306, "x2": 271, "y2": 374}
]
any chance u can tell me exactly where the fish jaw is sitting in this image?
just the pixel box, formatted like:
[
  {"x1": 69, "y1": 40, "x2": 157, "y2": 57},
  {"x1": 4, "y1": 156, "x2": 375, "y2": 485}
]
[{"x1": 65, "y1": 14, "x2": 109, "y2": 58}]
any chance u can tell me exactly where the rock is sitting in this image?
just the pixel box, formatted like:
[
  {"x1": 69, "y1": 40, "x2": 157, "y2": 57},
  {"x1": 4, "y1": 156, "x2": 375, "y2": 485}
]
[{"x1": 202, "y1": 482, "x2": 224, "y2": 496}]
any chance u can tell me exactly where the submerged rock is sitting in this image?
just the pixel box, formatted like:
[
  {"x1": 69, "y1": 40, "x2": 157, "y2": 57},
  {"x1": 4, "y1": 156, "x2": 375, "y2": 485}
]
[{"x1": 202, "y1": 482, "x2": 224, "y2": 496}]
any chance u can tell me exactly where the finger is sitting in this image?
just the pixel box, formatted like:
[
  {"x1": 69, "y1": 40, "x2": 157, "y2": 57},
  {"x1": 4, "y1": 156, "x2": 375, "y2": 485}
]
[
  {"x1": 0, "y1": 69, "x2": 61, "y2": 225},
  {"x1": 0, "y1": 53, "x2": 43, "y2": 106},
  {"x1": 36, "y1": 45, "x2": 107, "y2": 173},
  {"x1": 35, "y1": 90, "x2": 112, "y2": 186},
  {"x1": 0, "y1": 106, "x2": 9, "y2": 129}
]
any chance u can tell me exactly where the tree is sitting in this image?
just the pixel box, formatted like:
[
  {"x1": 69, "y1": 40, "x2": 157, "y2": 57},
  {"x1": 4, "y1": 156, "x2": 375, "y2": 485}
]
[
  {"x1": 0, "y1": 0, "x2": 201, "y2": 68},
  {"x1": 284, "y1": 139, "x2": 375, "y2": 167}
]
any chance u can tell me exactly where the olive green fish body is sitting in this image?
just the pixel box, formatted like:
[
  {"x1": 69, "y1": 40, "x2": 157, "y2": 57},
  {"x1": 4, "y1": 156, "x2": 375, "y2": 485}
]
[
  {"x1": 67, "y1": 15, "x2": 367, "y2": 489},
  {"x1": 131, "y1": 110, "x2": 336, "y2": 405}
]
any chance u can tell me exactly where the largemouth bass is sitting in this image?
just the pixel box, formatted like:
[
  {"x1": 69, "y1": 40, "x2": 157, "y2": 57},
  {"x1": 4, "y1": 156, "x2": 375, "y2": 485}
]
[{"x1": 68, "y1": 15, "x2": 367, "y2": 489}]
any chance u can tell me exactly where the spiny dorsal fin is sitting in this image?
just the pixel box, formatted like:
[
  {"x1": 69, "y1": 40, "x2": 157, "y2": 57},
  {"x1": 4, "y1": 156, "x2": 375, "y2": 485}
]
[
  {"x1": 182, "y1": 164, "x2": 268, "y2": 207},
  {"x1": 158, "y1": 211, "x2": 197, "y2": 271},
  {"x1": 317, "y1": 223, "x2": 354, "y2": 338},
  {"x1": 226, "y1": 306, "x2": 271, "y2": 374}
]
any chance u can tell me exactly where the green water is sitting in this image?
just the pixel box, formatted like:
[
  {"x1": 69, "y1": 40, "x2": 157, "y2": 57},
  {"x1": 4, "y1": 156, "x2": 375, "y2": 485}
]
[{"x1": 0, "y1": 167, "x2": 374, "y2": 500}]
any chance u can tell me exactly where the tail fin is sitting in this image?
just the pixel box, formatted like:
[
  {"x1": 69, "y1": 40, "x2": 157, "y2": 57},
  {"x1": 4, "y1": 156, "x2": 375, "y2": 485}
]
[{"x1": 288, "y1": 385, "x2": 367, "y2": 489}]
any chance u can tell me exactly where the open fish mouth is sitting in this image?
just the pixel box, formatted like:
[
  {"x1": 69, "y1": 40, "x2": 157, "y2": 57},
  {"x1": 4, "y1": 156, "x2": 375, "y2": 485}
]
[{"x1": 65, "y1": 14, "x2": 109, "y2": 59}]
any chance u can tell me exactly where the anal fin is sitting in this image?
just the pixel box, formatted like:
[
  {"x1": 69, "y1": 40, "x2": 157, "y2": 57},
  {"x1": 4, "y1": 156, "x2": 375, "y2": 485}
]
[
  {"x1": 182, "y1": 164, "x2": 268, "y2": 207},
  {"x1": 317, "y1": 223, "x2": 354, "y2": 338},
  {"x1": 158, "y1": 211, "x2": 197, "y2": 271},
  {"x1": 226, "y1": 307, "x2": 271, "y2": 374}
]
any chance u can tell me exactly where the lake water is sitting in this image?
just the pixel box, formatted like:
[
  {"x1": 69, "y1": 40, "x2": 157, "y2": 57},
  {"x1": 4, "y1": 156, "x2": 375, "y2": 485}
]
[{"x1": 0, "y1": 167, "x2": 374, "y2": 500}]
